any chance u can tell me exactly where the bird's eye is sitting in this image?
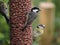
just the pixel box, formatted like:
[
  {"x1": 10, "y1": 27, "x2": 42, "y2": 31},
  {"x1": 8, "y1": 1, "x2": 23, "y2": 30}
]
[
  {"x1": 36, "y1": 11, "x2": 39, "y2": 13},
  {"x1": 37, "y1": 26, "x2": 39, "y2": 28}
]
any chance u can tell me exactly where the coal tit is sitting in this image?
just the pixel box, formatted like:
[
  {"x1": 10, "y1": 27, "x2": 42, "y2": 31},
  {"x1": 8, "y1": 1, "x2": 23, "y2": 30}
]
[{"x1": 22, "y1": 7, "x2": 40, "y2": 31}]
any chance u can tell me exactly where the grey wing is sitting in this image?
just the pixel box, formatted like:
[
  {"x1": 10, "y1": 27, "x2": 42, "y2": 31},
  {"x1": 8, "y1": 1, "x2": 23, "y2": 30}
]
[
  {"x1": 27, "y1": 12, "x2": 37, "y2": 25},
  {"x1": 24, "y1": 12, "x2": 32, "y2": 27},
  {"x1": 24, "y1": 12, "x2": 37, "y2": 27},
  {"x1": 22, "y1": 13, "x2": 30, "y2": 31},
  {"x1": 24, "y1": 13, "x2": 29, "y2": 27},
  {"x1": 22, "y1": 12, "x2": 37, "y2": 31}
]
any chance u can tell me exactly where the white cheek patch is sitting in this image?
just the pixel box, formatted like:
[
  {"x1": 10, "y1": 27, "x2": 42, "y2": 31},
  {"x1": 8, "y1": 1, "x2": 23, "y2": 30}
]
[
  {"x1": 33, "y1": 9, "x2": 38, "y2": 13},
  {"x1": 39, "y1": 26, "x2": 44, "y2": 29}
]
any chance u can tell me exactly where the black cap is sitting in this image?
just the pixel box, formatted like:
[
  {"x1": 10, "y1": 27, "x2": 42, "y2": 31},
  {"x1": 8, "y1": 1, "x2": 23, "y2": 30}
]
[{"x1": 31, "y1": 7, "x2": 40, "y2": 12}]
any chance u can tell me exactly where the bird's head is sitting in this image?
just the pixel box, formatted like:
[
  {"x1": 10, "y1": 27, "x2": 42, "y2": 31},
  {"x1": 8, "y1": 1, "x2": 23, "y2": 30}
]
[
  {"x1": 37, "y1": 24, "x2": 45, "y2": 29},
  {"x1": 31, "y1": 7, "x2": 40, "y2": 13},
  {"x1": 0, "y1": 1, "x2": 8, "y2": 15}
]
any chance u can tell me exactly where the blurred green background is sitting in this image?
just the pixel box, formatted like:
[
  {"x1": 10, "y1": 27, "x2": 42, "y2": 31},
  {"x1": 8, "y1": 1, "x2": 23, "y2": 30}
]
[{"x1": 0, "y1": 0, "x2": 60, "y2": 45}]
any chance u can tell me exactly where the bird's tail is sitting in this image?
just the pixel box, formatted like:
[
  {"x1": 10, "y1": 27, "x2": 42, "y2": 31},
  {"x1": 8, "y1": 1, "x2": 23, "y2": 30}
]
[
  {"x1": 4, "y1": 14, "x2": 9, "y2": 24},
  {"x1": 3, "y1": 13, "x2": 9, "y2": 24},
  {"x1": 22, "y1": 24, "x2": 27, "y2": 31}
]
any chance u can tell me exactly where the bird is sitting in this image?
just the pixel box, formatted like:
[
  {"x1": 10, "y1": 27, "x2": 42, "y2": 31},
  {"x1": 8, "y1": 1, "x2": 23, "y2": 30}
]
[
  {"x1": 0, "y1": 1, "x2": 9, "y2": 24},
  {"x1": 22, "y1": 7, "x2": 40, "y2": 31},
  {"x1": 33, "y1": 24, "x2": 45, "y2": 38}
]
